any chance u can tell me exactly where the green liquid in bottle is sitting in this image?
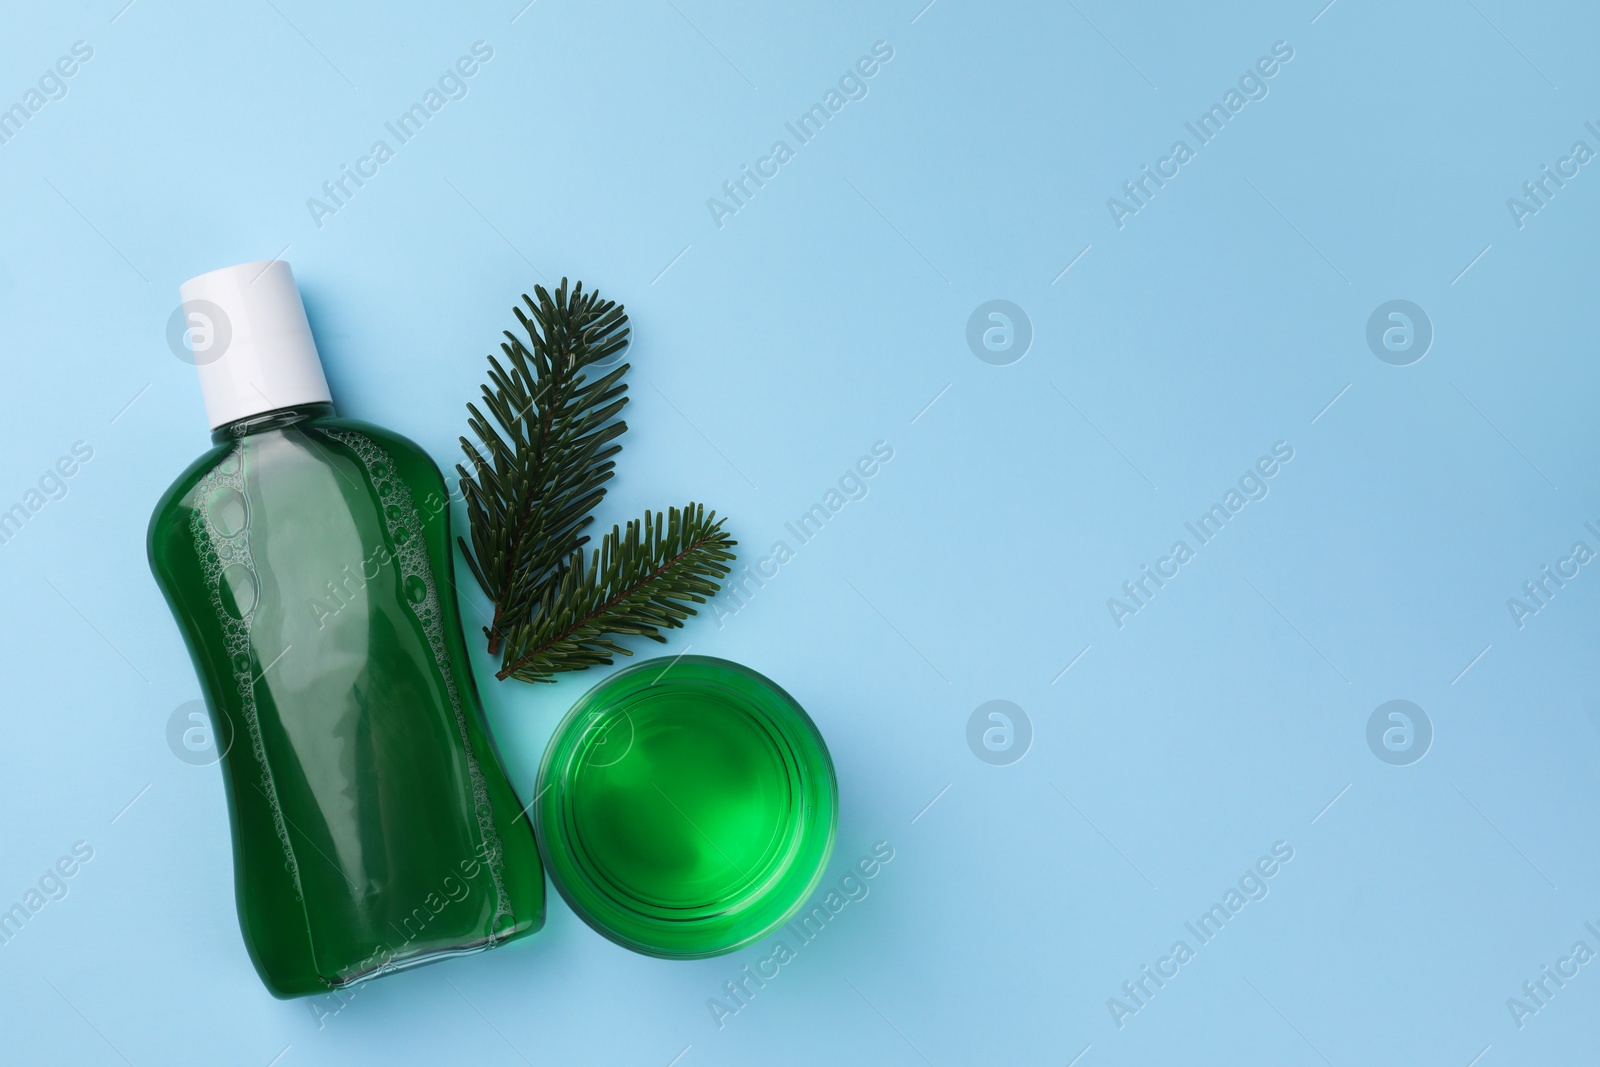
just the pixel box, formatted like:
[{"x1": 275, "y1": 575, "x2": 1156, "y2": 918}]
[{"x1": 150, "y1": 262, "x2": 541, "y2": 997}]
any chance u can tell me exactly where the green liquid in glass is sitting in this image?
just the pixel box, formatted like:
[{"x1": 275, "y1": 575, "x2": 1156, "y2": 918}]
[
  {"x1": 538, "y1": 656, "x2": 835, "y2": 958},
  {"x1": 148, "y1": 404, "x2": 543, "y2": 997}
]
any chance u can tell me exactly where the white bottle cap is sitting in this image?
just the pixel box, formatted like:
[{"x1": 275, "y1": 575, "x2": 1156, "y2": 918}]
[{"x1": 178, "y1": 260, "x2": 333, "y2": 429}]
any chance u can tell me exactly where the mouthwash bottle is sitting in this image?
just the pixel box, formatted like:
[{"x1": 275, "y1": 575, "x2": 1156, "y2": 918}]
[{"x1": 148, "y1": 261, "x2": 543, "y2": 998}]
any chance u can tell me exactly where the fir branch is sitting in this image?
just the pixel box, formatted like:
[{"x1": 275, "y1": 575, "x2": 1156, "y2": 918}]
[
  {"x1": 495, "y1": 503, "x2": 737, "y2": 683},
  {"x1": 456, "y1": 279, "x2": 631, "y2": 654}
]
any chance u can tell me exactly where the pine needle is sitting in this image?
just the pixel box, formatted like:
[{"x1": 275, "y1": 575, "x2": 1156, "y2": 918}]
[
  {"x1": 456, "y1": 279, "x2": 631, "y2": 654},
  {"x1": 457, "y1": 279, "x2": 738, "y2": 684},
  {"x1": 495, "y1": 504, "x2": 737, "y2": 683}
]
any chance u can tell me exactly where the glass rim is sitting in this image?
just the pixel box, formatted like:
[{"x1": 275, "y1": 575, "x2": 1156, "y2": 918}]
[{"x1": 534, "y1": 655, "x2": 837, "y2": 959}]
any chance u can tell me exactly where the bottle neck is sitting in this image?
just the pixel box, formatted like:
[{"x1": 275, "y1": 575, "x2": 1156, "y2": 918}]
[{"x1": 211, "y1": 402, "x2": 336, "y2": 445}]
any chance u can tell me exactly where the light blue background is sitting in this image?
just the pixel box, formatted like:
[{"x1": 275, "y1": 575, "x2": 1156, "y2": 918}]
[{"x1": 1, "y1": 0, "x2": 1596, "y2": 1064}]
